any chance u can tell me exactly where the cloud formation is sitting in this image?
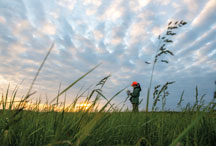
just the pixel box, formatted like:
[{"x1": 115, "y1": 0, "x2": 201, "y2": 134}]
[{"x1": 0, "y1": 0, "x2": 215, "y2": 110}]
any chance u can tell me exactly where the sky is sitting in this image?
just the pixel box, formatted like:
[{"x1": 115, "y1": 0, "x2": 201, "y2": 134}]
[{"x1": 0, "y1": 0, "x2": 215, "y2": 111}]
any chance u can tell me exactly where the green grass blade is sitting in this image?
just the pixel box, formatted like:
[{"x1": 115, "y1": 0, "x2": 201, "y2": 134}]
[
  {"x1": 99, "y1": 87, "x2": 127, "y2": 112},
  {"x1": 54, "y1": 63, "x2": 101, "y2": 100},
  {"x1": 169, "y1": 112, "x2": 204, "y2": 146},
  {"x1": 25, "y1": 42, "x2": 55, "y2": 100},
  {"x1": 4, "y1": 83, "x2": 10, "y2": 110},
  {"x1": 9, "y1": 87, "x2": 18, "y2": 110}
]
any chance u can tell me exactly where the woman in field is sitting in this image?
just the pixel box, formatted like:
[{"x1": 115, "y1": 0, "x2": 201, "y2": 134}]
[{"x1": 129, "y1": 81, "x2": 142, "y2": 112}]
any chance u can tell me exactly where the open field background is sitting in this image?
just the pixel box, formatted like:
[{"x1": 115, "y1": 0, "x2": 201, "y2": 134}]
[
  {"x1": 1, "y1": 1, "x2": 216, "y2": 145},
  {"x1": 0, "y1": 109, "x2": 216, "y2": 146},
  {"x1": 0, "y1": 40, "x2": 215, "y2": 146},
  {"x1": 0, "y1": 76, "x2": 216, "y2": 146}
]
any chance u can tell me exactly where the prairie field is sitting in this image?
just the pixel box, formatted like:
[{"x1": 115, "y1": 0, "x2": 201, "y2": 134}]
[
  {"x1": 0, "y1": 51, "x2": 215, "y2": 146},
  {"x1": 0, "y1": 20, "x2": 215, "y2": 146},
  {"x1": 1, "y1": 0, "x2": 216, "y2": 145},
  {"x1": 0, "y1": 89, "x2": 216, "y2": 146}
]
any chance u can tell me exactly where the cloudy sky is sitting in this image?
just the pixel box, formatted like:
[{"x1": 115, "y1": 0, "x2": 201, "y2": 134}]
[{"x1": 0, "y1": 0, "x2": 215, "y2": 111}]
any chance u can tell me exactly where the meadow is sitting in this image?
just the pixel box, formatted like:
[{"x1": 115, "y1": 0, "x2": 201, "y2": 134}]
[
  {"x1": 1, "y1": 20, "x2": 216, "y2": 146},
  {"x1": 0, "y1": 99, "x2": 216, "y2": 146},
  {"x1": 0, "y1": 63, "x2": 215, "y2": 146}
]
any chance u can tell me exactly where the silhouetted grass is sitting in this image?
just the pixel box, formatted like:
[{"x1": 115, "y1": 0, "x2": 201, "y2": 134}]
[
  {"x1": 1, "y1": 66, "x2": 215, "y2": 146},
  {"x1": 1, "y1": 23, "x2": 216, "y2": 146}
]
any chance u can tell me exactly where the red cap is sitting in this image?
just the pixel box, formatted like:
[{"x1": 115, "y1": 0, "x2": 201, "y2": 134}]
[{"x1": 131, "y1": 81, "x2": 138, "y2": 86}]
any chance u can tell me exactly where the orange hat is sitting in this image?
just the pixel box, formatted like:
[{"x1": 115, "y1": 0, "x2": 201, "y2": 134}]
[{"x1": 131, "y1": 81, "x2": 138, "y2": 86}]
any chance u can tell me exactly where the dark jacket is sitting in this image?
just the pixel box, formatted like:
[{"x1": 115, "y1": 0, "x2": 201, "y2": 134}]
[{"x1": 130, "y1": 84, "x2": 141, "y2": 104}]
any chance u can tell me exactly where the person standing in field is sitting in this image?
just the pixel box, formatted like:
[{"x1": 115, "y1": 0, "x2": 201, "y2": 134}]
[{"x1": 128, "y1": 81, "x2": 142, "y2": 112}]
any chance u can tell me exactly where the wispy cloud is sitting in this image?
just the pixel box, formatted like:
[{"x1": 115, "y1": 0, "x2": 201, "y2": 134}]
[{"x1": 0, "y1": 0, "x2": 215, "y2": 110}]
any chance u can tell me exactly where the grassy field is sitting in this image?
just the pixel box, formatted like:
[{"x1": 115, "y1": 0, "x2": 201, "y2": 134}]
[
  {"x1": 0, "y1": 79, "x2": 216, "y2": 146},
  {"x1": 0, "y1": 108, "x2": 216, "y2": 146},
  {"x1": 0, "y1": 56, "x2": 215, "y2": 146},
  {"x1": 1, "y1": 21, "x2": 215, "y2": 145},
  {"x1": 0, "y1": 68, "x2": 216, "y2": 146}
]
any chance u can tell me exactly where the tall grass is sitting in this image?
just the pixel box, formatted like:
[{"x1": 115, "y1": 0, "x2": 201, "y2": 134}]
[
  {"x1": 0, "y1": 65, "x2": 215, "y2": 146},
  {"x1": 145, "y1": 20, "x2": 187, "y2": 112},
  {"x1": 1, "y1": 21, "x2": 216, "y2": 146},
  {"x1": 0, "y1": 101, "x2": 215, "y2": 146}
]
